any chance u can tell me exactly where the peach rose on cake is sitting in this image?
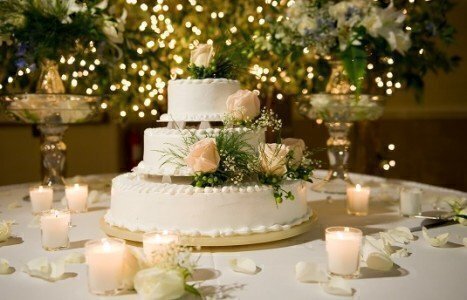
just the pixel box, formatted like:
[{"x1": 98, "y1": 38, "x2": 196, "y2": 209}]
[
  {"x1": 226, "y1": 90, "x2": 261, "y2": 121},
  {"x1": 282, "y1": 138, "x2": 306, "y2": 168},
  {"x1": 190, "y1": 44, "x2": 214, "y2": 67},
  {"x1": 185, "y1": 138, "x2": 220, "y2": 173},
  {"x1": 258, "y1": 143, "x2": 289, "y2": 177}
]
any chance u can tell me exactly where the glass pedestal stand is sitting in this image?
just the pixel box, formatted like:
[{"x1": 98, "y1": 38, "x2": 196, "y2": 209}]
[
  {"x1": 298, "y1": 94, "x2": 384, "y2": 194},
  {"x1": 1, "y1": 94, "x2": 100, "y2": 199}
]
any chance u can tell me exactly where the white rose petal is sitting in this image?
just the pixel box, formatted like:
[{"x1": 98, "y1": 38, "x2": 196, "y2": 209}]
[
  {"x1": 366, "y1": 252, "x2": 393, "y2": 271},
  {"x1": 122, "y1": 246, "x2": 145, "y2": 290},
  {"x1": 63, "y1": 253, "x2": 85, "y2": 264},
  {"x1": 50, "y1": 260, "x2": 66, "y2": 279},
  {"x1": 23, "y1": 257, "x2": 66, "y2": 281},
  {"x1": 0, "y1": 258, "x2": 11, "y2": 274},
  {"x1": 422, "y1": 227, "x2": 449, "y2": 247},
  {"x1": 230, "y1": 258, "x2": 258, "y2": 275},
  {"x1": 322, "y1": 276, "x2": 353, "y2": 297},
  {"x1": 134, "y1": 267, "x2": 186, "y2": 300},
  {"x1": 295, "y1": 261, "x2": 327, "y2": 283},
  {"x1": 0, "y1": 221, "x2": 12, "y2": 242},
  {"x1": 382, "y1": 226, "x2": 414, "y2": 244},
  {"x1": 463, "y1": 237, "x2": 467, "y2": 247},
  {"x1": 190, "y1": 44, "x2": 214, "y2": 68},
  {"x1": 390, "y1": 248, "x2": 410, "y2": 258}
]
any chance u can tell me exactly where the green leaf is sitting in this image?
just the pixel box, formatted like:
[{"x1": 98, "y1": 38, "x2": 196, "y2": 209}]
[
  {"x1": 340, "y1": 46, "x2": 367, "y2": 95},
  {"x1": 185, "y1": 284, "x2": 201, "y2": 297}
]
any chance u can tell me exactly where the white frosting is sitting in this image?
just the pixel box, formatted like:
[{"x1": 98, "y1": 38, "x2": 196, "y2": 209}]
[
  {"x1": 165, "y1": 78, "x2": 240, "y2": 122},
  {"x1": 105, "y1": 173, "x2": 312, "y2": 237},
  {"x1": 135, "y1": 127, "x2": 265, "y2": 176}
]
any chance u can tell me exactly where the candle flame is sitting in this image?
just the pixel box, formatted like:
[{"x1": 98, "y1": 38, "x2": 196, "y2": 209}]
[
  {"x1": 38, "y1": 186, "x2": 44, "y2": 192},
  {"x1": 102, "y1": 239, "x2": 111, "y2": 252},
  {"x1": 344, "y1": 227, "x2": 350, "y2": 232},
  {"x1": 355, "y1": 184, "x2": 362, "y2": 191},
  {"x1": 74, "y1": 183, "x2": 80, "y2": 189}
]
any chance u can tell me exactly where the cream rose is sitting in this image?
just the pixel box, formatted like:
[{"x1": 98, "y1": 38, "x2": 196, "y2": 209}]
[
  {"x1": 0, "y1": 221, "x2": 11, "y2": 242},
  {"x1": 226, "y1": 90, "x2": 261, "y2": 121},
  {"x1": 190, "y1": 44, "x2": 214, "y2": 67},
  {"x1": 134, "y1": 267, "x2": 186, "y2": 300},
  {"x1": 185, "y1": 138, "x2": 220, "y2": 173},
  {"x1": 259, "y1": 143, "x2": 289, "y2": 177},
  {"x1": 282, "y1": 138, "x2": 306, "y2": 168}
]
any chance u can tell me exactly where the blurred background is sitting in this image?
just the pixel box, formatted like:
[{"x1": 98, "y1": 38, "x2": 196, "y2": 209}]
[{"x1": 0, "y1": 0, "x2": 466, "y2": 191}]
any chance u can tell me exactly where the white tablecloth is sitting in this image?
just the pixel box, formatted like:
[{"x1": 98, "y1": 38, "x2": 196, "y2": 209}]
[{"x1": 0, "y1": 171, "x2": 466, "y2": 300}]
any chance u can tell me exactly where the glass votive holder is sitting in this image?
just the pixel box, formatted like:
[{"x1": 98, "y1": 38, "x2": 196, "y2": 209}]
[
  {"x1": 29, "y1": 185, "x2": 53, "y2": 215},
  {"x1": 400, "y1": 187, "x2": 422, "y2": 217},
  {"x1": 65, "y1": 183, "x2": 88, "y2": 213},
  {"x1": 85, "y1": 238, "x2": 126, "y2": 296},
  {"x1": 40, "y1": 209, "x2": 70, "y2": 251},
  {"x1": 346, "y1": 184, "x2": 370, "y2": 216},
  {"x1": 143, "y1": 230, "x2": 180, "y2": 264},
  {"x1": 325, "y1": 226, "x2": 363, "y2": 278}
]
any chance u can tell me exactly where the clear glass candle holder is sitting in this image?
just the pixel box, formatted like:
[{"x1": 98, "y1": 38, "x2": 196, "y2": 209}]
[
  {"x1": 143, "y1": 230, "x2": 180, "y2": 265},
  {"x1": 30, "y1": 185, "x2": 54, "y2": 215},
  {"x1": 85, "y1": 238, "x2": 126, "y2": 296},
  {"x1": 40, "y1": 209, "x2": 70, "y2": 251},
  {"x1": 325, "y1": 226, "x2": 362, "y2": 278},
  {"x1": 400, "y1": 188, "x2": 422, "y2": 217},
  {"x1": 65, "y1": 183, "x2": 89, "y2": 213},
  {"x1": 346, "y1": 184, "x2": 370, "y2": 216}
]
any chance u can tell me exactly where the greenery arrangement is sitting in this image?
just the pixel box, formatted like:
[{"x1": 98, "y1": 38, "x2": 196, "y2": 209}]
[{"x1": 0, "y1": 0, "x2": 460, "y2": 118}]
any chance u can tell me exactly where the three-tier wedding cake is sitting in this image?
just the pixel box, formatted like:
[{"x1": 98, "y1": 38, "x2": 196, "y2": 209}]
[{"x1": 104, "y1": 44, "x2": 314, "y2": 240}]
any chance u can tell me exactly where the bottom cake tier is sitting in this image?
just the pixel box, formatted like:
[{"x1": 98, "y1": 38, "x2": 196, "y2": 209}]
[{"x1": 105, "y1": 173, "x2": 312, "y2": 237}]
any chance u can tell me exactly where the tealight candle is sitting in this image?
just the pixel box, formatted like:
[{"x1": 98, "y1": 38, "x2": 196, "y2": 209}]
[
  {"x1": 29, "y1": 186, "x2": 53, "y2": 215},
  {"x1": 326, "y1": 226, "x2": 362, "y2": 278},
  {"x1": 400, "y1": 188, "x2": 422, "y2": 216},
  {"x1": 143, "y1": 231, "x2": 180, "y2": 263},
  {"x1": 65, "y1": 183, "x2": 88, "y2": 213},
  {"x1": 85, "y1": 238, "x2": 126, "y2": 295},
  {"x1": 346, "y1": 184, "x2": 370, "y2": 216},
  {"x1": 40, "y1": 209, "x2": 70, "y2": 251}
]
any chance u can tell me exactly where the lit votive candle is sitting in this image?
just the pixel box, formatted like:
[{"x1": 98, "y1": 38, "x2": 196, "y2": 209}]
[
  {"x1": 40, "y1": 209, "x2": 70, "y2": 251},
  {"x1": 29, "y1": 185, "x2": 53, "y2": 215},
  {"x1": 143, "y1": 231, "x2": 180, "y2": 263},
  {"x1": 326, "y1": 226, "x2": 363, "y2": 278},
  {"x1": 400, "y1": 188, "x2": 422, "y2": 217},
  {"x1": 65, "y1": 183, "x2": 88, "y2": 213},
  {"x1": 346, "y1": 184, "x2": 370, "y2": 216},
  {"x1": 85, "y1": 238, "x2": 126, "y2": 296}
]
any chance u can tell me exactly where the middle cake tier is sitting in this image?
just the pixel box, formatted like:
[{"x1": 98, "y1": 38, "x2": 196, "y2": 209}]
[{"x1": 135, "y1": 127, "x2": 265, "y2": 176}]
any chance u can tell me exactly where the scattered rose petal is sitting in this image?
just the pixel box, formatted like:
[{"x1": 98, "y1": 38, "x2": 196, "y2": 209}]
[
  {"x1": 422, "y1": 227, "x2": 449, "y2": 247},
  {"x1": 383, "y1": 227, "x2": 414, "y2": 244},
  {"x1": 457, "y1": 208, "x2": 467, "y2": 226},
  {"x1": 63, "y1": 252, "x2": 85, "y2": 264},
  {"x1": 23, "y1": 257, "x2": 66, "y2": 281},
  {"x1": 0, "y1": 221, "x2": 12, "y2": 242},
  {"x1": 134, "y1": 267, "x2": 186, "y2": 300},
  {"x1": 366, "y1": 252, "x2": 393, "y2": 271},
  {"x1": 28, "y1": 216, "x2": 40, "y2": 228},
  {"x1": 390, "y1": 248, "x2": 410, "y2": 258},
  {"x1": 463, "y1": 238, "x2": 467, "y2": 247},
  {"x1": 295, "y1": 261, "x2": 327, "y2": 283},
  {"x1": 322, "y1": 276, "x2": 353, "y2": 296},
  {"x1": 7, "y1": 201, "x2": 21, "y2": 210},
  {"x1": 0, "y1": 258, "x2": 11, "y2": 274},
  {"x1": 122, "y1": 246, "x2": 145, "y2": 290},
  {"x1": 230, "y1": 258, "x2": 258, "y2": 275}
]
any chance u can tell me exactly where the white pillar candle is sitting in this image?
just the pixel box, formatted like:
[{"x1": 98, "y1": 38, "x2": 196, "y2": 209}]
[
  {"x1": 400, "y1": 188, "x2": 422, "y2": 216},
  {"x1": 346, "y1": 184, "x2": 370, "y2": 216},
  {"x1": 326, "y1": 226, "x2": 362, "y2": 278},
  {"x1": 143, "y1": 231, "x2": 179, "y2": 263},
  {"x1": 85, "y1": 238, "x2": 126, "y2": 295},
  {"x1": 65, "y1": 183, "x2": 88, "y2": 213},
  {"x1": 40, "y1": 209, "x2": 70, "y2": 250},
  {"x1": 29, "y1": 186, "x2": 53, "y2": 215}
]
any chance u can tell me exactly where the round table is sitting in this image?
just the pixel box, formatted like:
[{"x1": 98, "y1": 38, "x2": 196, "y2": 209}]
[{"x1": 0, "y1": 171, "x2": 466, "y2": 299}]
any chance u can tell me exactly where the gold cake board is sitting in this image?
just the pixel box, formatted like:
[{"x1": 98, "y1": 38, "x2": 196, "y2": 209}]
[{"x1": 100, "y1": 214, "x2": 317, "y2": 247}]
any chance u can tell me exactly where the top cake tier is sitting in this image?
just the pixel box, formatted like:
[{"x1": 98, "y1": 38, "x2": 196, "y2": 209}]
[{"x1": 159, "y1": 78, "x2": 240, "y2": 122}]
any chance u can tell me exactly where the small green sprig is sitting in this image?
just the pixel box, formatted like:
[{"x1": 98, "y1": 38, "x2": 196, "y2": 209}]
[
  {"x1": 259, "y1": 174, "x2": 295, "y2": 205},
  {"x1": 192, "y1": 172, "x2": 226, "y2": 188}
]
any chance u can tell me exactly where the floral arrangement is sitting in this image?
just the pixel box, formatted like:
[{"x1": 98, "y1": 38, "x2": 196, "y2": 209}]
[
  {"x1": 0, "y1": 0, "x2": 125, "y2": 63},
  {"x1": 187, "y1": 42, "x2": 251, "y2": 80},
  {"x1": 268, "y1": 0, "x2": 411, "y2": 93}
]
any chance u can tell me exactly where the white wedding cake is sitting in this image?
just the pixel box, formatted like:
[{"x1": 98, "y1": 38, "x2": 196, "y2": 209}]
[{"x1": 104, "y1": 44, "x2": 314, "y2": 239}]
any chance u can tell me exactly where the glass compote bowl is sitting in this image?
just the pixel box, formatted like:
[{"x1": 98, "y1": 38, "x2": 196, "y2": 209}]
[
  {"x1": 1, "y1": 93, "x2": 100, "y2": 198},
  {"x1": 297, "y1": 94, "x2": 385, "y2": 194}
]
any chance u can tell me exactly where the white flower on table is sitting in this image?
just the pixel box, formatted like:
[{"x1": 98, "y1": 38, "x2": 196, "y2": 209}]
[
  {"x1": 422, "y1": 227, "x2": 449, "y2": 248},
  {"x1": 226, "y1": 90, "x2": 261, "y2": 122},
  {"x1": 190, "y1": 44, "x2": 214, "y2": 68},
  {"x1": 258, "y1": 143, "x2": 289, "y2": 177},
  {"x1": 230, "y1": 257, "x2": 259, "y2": 275},
  {"x1": 134, "y1": 267, "x2": 186, "y2": 300},
  {"x1": 185, "y1": 138, "x2": 221, "y2": 173}
]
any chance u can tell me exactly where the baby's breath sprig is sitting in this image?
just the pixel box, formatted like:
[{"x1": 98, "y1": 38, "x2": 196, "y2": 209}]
[{"x1": 286, "y1": 151, "x2": 319, "y2": 182}]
